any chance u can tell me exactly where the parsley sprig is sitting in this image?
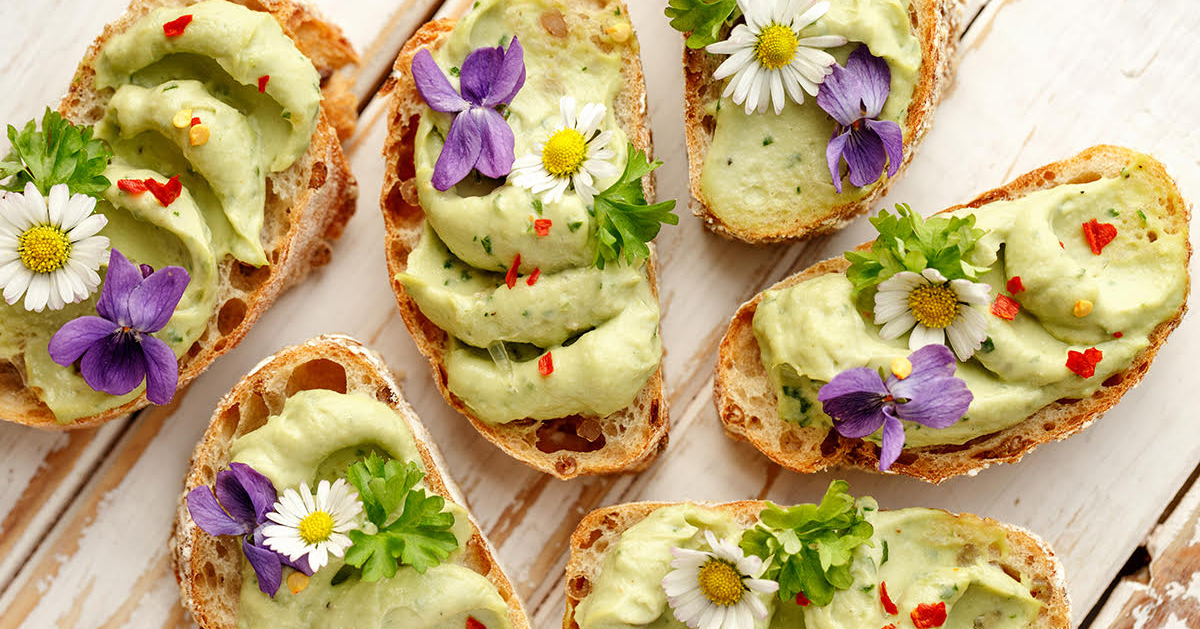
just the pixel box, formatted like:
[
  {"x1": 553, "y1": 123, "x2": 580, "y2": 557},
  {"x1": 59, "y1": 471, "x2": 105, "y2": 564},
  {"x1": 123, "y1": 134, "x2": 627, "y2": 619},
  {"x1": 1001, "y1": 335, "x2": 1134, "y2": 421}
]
[
  {"x1": 592, "y1": 143, "x2": 678, "y2": 269},
  {"x1": 845, "y1": 204, "x2": 987, "y2": 301},
  {"x1": 0, "y1": 108, "x2": 112, "y2": 199},
  {"x1": 664, "y1": 0, "x2": 741, "y2": 49},
  {"x1": 341, "y1": 454, "x2": 459, "y2": 582},
  {"x1": 740, "y1": 481, "x2": 874, "y2": 607}
]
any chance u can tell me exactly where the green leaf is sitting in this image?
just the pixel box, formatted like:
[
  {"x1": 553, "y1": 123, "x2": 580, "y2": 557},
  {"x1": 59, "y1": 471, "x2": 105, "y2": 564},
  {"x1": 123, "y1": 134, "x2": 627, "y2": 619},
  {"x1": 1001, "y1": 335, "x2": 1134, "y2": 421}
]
[
  {"x1": 591, "y1": 143, "x2": 678, "y2": 269},
  {"x1": 0, "y1": 108, "x2": 112, "y2": 199},
  {"x1": 664, "y1": 0, "x2": 739, "y2": 48}
]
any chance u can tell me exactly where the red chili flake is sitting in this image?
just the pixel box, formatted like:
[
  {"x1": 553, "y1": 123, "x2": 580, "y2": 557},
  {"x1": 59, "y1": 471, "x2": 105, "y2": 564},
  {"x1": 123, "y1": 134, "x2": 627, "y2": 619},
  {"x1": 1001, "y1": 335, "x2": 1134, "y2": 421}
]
[
  {"x1": 465, "y1": 618, "x2": 486, "y2": 629},
  {"x1": 882, "y1": 625, "x2": 897, "y2": 629},
  {"x1": 1113, "y1": 331, "x2": 1124, "y2": 338},
  {"x1": 190, "y1": 116, "x2": 201, "y2": 127},
  {"x1": 117, "y1": 179, "x2": 148, "y2": 194},
  {"x1": 534, "y1": 218, "x2": 552, "y2": 237},
  {"x1": 911, "y1": 602, "x2": 948, "y2": 628},
  {"x1": 526, "y1": 268, "x2": 541, "y2": 286},
  {"x1": 537, "y1": 352, "x2": 553, "y2": 376},
  {"x1": 990, "y1": 294, "x2": 1021, "y2": 320},
  {"x1": 1059, "y1": 241, "x2": 1065, "y2": 249},
  {"x1": 257, "y1": 75, "x2": 270, "y2": 93},
  {"x1": 1006, "y1": 276, "x2": 1025, "y2": 294},
  {"x1": 505, "y1": 253, "x2": 521, "y2": 289},
  {"x1": 163, "y1": 14, "x2": 193, "y2": 37},
  {"x1": 880, "y1": 582, "x2": 898, "y2": 615},
  {"x1": 144, "y1": 175, "x2": 182, "y2": 207},
  {"x1": 795, "y1": 592, "x2": 810, "y2": 607},
  {"x1": 1066, "y1": 347, "x2": 1103, "y2": 378},
  {"x1": 1082, "y1": 219, "x2": 1117, "y2": 255}
]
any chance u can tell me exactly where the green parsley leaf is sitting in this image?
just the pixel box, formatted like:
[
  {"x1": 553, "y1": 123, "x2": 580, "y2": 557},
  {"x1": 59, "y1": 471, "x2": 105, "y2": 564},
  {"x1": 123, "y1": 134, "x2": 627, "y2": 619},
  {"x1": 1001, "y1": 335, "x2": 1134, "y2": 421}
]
[
  {"x1": 343, "y1": 454, "x2": 459, "y2": 581},
  {"x1": 740, "y1": 480, "x2": 874, "y2": 607},
  {"x1": 664, "y1": 0, "x2": 740, "y2": 49},
  {"x1": 591, "y1": 143, "x2": 678, "y2": 269},
  {"x1": 0, "y1": 108, "x2": 112, "y2": 199}
]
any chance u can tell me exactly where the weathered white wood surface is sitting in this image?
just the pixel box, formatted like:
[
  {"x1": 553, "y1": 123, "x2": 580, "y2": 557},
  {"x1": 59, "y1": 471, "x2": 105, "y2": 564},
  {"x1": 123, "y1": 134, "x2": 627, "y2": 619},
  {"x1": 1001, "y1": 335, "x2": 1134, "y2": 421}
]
[{"x1": 0, "y1": 0, "x2": 1197, "y2": 627}]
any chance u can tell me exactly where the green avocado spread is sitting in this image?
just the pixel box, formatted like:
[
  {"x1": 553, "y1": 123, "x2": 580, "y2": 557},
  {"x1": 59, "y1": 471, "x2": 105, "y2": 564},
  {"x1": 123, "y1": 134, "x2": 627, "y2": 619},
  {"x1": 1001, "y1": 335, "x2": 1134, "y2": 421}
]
[
  {"x1": 700, "y1": 0, "x2": 921, "y2": 237},
  {"x1": 753, "y1": 156, "x2": 1188, "y2": 447},
  {"x1": 229, "y1": 389, "x2": 513, "y2": 629},
  {"x1": 573, "y1": 502, "x2": 1042, "y2": 629},
  {"x1": 0, "y1": 0, "x2": 320, "y2": 422},
  {"x1": 402, "y1": 0, "x2": 662, "y2": 424}
]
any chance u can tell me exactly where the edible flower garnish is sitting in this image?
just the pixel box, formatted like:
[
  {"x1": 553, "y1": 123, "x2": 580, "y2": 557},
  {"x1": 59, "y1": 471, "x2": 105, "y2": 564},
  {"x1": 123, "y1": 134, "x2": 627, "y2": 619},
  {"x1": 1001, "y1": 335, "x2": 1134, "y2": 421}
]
[
  {"x1": 911, "y1": 601, "x2": 948, "y2": 628},
  {"x1": 511, "y1": 96, "x2": 617, "y2": 205},
  {"x1": 662, "y1": 529, "x2": 779, "y2": 629},
  {"x1": 262, "y1": 478, "x2": 362, "y2": 572},
  {"x1": 740, "y1": 480, "x2": 873, "y2": 606},
  {"x1": 1066, "y1": 347, "x2": 1103, "y2": 378},
  {"x1": 874, "y1": 268, "x2": 991, "y2": 361},
  {"x1": 412, "y1": 37, "x2": 525, "y2": 190},
  {"x1": 0, "y1": 182, "x2": 109, "y2": 311},
  {"x1": 590, "y1": 143, "x2": 679, "y2": 269},
  {"x1": 705, "y1": 0, "x2": 846, "y2": 114},
  {"x1": 1, "y1": 109, "x2": 113, "y2": 200},
  {"x1": 817, "y1": 345, "x2": 972, "y2": 470},
  {"x1": 817, "y1": 46, "x2": 903, "y2": 192},
  {"x1": 185, "y1": 462, "x2": 313, "y2": 597},
  {"x1": 48, "y1": 249, "x2": 188, "y2": 404},
  {"x1": 665, "y1": 0, "x2": 740, "y2": 49},
  {"x1": 1082, "y1": 219, "x2": 1117, "y2": 255}
]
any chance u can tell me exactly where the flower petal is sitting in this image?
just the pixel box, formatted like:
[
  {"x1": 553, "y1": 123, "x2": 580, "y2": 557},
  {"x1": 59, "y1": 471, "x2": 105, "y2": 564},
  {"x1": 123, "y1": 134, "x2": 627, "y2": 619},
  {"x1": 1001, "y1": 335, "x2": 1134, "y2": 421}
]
[
  {"x1": 411, "y1": 49, "x2": 469, "y2": 113},
  {"x1": 484, "y1": 36, "x2": 526, "y2": 107},
  {"x1": 474, "y1": 108, "x2": 516, "y2": 179},
  {"x1": 127, "y1": 265, "x2": 189, "y2": 333},
  {"x1": 79, "y1": 331, "x2": 146, "y2": 396},
  {"x1": 47, "y1": 316, "x2": 119, "y2": 366},
  {"x1": 865, "y1": 118, "x2": 904, "y2": 178},
  {"x1": 459, "y1": 45, "x2": 502, "y2": 106},
  {"x1": 908, "y1": 323, "x2": 945, "y2": 352},
  {"x1": 845, "y1": 46, "x2": 892, "y2": 117},
  {"x1": 878, "y1": 409, "x2": 906, "y2": 470},
  {"x1": 140, "y1": 334, "x2": 179, "y2": 405},
  {"x1": 844, "y1": 126, "x2": 888, "y2": 188},
  {"x1": 816, "y1": 63, "x2": 863, "y2": 126},
  {"x1": 186, "y1": 485, "x2": 249, "y2": 536},
  {"x1": 220, "y1": 462, "x2": 278, "y2": 527},
  {"x1": 818, "y1": 367, "x2": 890, "y2": 438},
  {"x1": 242, "y1": 539, "x2": 284, "y2": 597},
  {"x1": 825, "y1": 130, "x2": 850, "y2": 193},
  {"x1": 97, "y1": 249, "x2": 140, "y2": 325},
  {"x1": 432, "y1": 108, "x2": 484, "y2": 191}
]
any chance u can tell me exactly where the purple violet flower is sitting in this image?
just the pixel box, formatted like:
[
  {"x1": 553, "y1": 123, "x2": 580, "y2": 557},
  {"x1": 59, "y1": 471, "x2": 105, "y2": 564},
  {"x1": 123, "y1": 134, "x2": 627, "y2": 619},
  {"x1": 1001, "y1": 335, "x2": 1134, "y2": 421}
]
[
  {"x1": 816, "y1": 46, "x2": 905, "y2": 193},
  {"x1": 412, "y1": 37, "x2": 526, "y2": 191},
  {"x1": 47, "y1": 248, "x2": 188, "y2": 405},
  {"x1": 817, "y1": 344, "x2": 972, "y2": 471},
  {"x1": 186, "y1": 462, "x2": 313, "y2": 597}
]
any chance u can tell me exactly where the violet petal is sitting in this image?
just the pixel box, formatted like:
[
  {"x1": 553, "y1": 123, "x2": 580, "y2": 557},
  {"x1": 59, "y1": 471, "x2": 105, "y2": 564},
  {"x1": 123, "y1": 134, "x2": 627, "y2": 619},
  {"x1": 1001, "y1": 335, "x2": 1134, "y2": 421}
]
[
  {"x1": 140, "y1": 334, "x2": 179, "y2": 405},
  {"x1": 825, "y1": 130, "x2": 850, "y2": 193},
  {"x1": 826, "y1": 394, "x2": 887, "y2": 439},
  {"x1": 214, "y1": 469, "x2": 258, "y2": 529},
  {"x1": 79, "y1": 332, "x2": 146, "y2": 396},
  {"x1": 893, "y1": 376, "x2": 972, "y2": 429},
  {"x1": 846, "y1": 46, "x2": 892, "y2": 118},
  {"x1": 819, "y1": 366, "x2": 889, "y2": 400},
  {"x1": 127, "y1": 266, "x2": 190, "y2": 333},
  {"x1": 878, "y1": 409, "x2": 906, "y2": 471},
  {"x1": 432, "y1": 109, "x2": 484, "y2": 191},
  {"x1": 815, "y1": 63, "x2": 863, "y2": 127},
  {"x1": 186, "y1": 486, "x2": 249, "y2": 536},
  {"x1": 96, "y1": 249, "x2": 141, "y2": 326},
  {"x1": 474, "y1": 107, "x2": 516, "y2": 179},
  {"x1": 411, "y1": 50, "x2": 469, "y2": 113},
  {"x1": 484, "y1": 37, "x2": 525, "y2": 107},
  {"x1": 242, "y1": 538, "x2": 284, "y2": 597},
  {"x1": 865, "y1": 118, "x2": 904, "y2": 178},
  {"x1": 47, "y1": 316, "x2": 119, "y2": 366},
  {"x1": 891, "y1": 344, "x2": 957, "y2": 386},
  {"x1": 227, "y1": 462, "x2": 278, "y2": 524},
  {"x1": 843, "y1": 126, "x2": 888, "y2": 188},
  {"x1": 459, "y1": 46, "x2": 502, "y2": 106}
]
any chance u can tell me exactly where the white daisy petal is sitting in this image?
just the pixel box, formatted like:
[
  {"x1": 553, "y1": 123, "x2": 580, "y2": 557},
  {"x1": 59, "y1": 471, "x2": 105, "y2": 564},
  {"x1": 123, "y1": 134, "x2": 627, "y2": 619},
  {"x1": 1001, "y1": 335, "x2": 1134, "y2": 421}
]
[
  {"x1": 909, "y1": 323, "x2": 945, "y2": 351},
  {"x1": 921, "y1": 267, "x2": 949, "y2": 283},
  {"x1": 951, "y1": 278, "x2": 993, "y2": 305},
  {"x1": 3, "y1": 267, "x2": 33, "y2": 305},
  {"x1": 511, "y1": 96, "x2": 619, "y2": 208}
]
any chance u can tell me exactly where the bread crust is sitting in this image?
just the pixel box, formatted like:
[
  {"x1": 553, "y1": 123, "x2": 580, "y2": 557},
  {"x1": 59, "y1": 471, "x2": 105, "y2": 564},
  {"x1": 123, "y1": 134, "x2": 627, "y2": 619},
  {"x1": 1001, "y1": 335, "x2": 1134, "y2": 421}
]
[
  {"x1": 169, "y1": 334, "x2": 532, "y2": 629},
  {"x1": 684, "y1": 0, "x2": 961, "y2": 243},
  {"x1": 0, "y1": 0, "x2": 360, "y2": 429},
  {"x1": 714, "y1": 145, "x2": 1192, "y2": 483},
  {"x1": 379, "y1": 2, "x2": 668, "y2": 480},
  {"x1": 562, "y1": 499, "x2": 1070, "y2": 629}
]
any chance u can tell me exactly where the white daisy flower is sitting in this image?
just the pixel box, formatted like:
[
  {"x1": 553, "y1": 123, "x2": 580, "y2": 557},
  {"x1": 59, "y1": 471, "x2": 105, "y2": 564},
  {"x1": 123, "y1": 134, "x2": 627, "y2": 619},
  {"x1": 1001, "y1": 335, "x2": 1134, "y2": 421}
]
[
  {"x1": 262, "y1": 479, "x2": 362, "y2": 571},
  {"x1": 510, "y1": 96, "x2": 618, "y2": 205},
  {"x1": 661, "y1": 530, "x2": 779, "y2": 629},
  {"x1": 0, "y1": 182, "x2": 109, "y2": 312},
  {"x1": 706, "y1": 0, "x2": 848, "y2": 115},
  {"x1": 874, "y1": 268, "x2": 992, "y2": 361}
]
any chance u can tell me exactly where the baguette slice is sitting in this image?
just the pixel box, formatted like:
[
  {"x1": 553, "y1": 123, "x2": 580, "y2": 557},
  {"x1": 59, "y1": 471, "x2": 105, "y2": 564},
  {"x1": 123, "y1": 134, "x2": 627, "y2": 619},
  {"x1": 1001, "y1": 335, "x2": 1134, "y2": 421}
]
[
  {"x1": 170, "y1": 334, "x2": 532, "y2": 629},
  {"x1": 563, "y1": 500, "x2": 1070, "y2": 629},
  {"x1": 684, "y1": 0, "x2": 961, "y2": 243},
  {"x1": 379, "y1": 2, "x2": 668, "y2": 480},
  {"x1": 1, "y1": 0, "x2": 360, "y2": 429},
  {"x1": 715, "y1": 145, "x2": 1192, "y2": 483}
]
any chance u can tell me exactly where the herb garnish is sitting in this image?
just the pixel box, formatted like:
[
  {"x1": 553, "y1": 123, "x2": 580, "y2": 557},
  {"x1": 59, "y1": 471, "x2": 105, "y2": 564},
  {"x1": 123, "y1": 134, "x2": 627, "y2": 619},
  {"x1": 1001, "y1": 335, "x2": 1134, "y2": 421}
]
[
  {"x1": 664, "y1": 0, "x2": 740, "y2": 49},
  {"x1": 591, "y1": 143, "x2": 678, "y2": 269},
  {"x1": 0, "y1": 108, "x2": 112, "y2": 199}
]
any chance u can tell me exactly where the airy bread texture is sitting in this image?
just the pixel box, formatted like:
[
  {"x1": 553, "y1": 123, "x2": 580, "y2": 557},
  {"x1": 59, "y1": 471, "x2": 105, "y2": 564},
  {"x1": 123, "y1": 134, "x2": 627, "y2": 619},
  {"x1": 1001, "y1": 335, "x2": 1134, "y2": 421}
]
[
  {"x1": 170, "y1": 334, "x2": 532, "y2": 629},
  {"x1": 563, "y1": 500, "x2": 1070, "y2": 629},
  {"x1": 379, "y1": 1, "x2": 668, "y2": 480},
  {"x1": 684, "y1": 0, "x2": 961, "y2": 243},
  {"x1": 0, "y1": 0, "x2": 360, "y2": 429},
  {"x1": 715, "y1": 145, "x2": 1192, "y2": 483}
]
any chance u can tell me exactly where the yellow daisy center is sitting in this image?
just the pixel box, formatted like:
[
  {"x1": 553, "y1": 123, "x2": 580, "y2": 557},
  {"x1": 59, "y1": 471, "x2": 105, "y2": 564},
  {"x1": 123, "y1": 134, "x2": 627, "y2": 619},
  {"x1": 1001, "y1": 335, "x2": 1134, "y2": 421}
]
[
  {"x1": 297, "y1": 510, "x2": 334, "y2": 545},
  {"x1": 755, "y1": 24, "x2": 799, "y2": 70},
  {"x1": 541, "y1": 128, "x2": 588, "y2": 177},
  {"x1": 18, "y1": 225, "x2": 72, "y2": 274},
  {"x1": 697, "y1": 559, "x2": 745, "y2": 606},
  {"x1": 907, "y1": 284, "x2": 960, "y2": 329}
]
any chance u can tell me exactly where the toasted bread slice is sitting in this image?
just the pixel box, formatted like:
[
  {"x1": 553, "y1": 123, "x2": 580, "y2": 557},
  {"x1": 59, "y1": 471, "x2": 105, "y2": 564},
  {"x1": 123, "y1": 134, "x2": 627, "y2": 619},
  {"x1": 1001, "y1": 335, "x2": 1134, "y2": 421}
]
[
  {"x1": 715, "y1": 145, "x2": 1192, "y2": 483},
  {"x1": 0, "y1": 0, "x2": 360, "y2": 429},
  {"x1": 379, "y1": 2, "x2": 668, "y2": 480},
  {"x1": 684, "y1": 0, "x2": 961, "y2": 243},
  {"x1": 169, "y1": 334, "x2": 532, "y2": 629},
  {"x1": 563, "y1": 500, "x2": 1070, "y2": 629}
]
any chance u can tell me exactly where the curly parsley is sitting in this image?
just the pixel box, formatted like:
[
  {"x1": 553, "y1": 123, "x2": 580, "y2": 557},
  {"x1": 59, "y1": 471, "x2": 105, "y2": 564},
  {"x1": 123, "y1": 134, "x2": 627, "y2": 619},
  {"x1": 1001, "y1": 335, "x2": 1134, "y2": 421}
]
[
  {"x1": 664, "y1": 0, "x2": 740, "y2": 49},
  {"x1": 591, "y1": 143, "x2": 678, "y2": 269},
  {"x1": 740, "y1": 480, "x2": 875, "y2": 607},
  {"x1": 0, "y1": 108, "x2": 112, "y2": 199}
]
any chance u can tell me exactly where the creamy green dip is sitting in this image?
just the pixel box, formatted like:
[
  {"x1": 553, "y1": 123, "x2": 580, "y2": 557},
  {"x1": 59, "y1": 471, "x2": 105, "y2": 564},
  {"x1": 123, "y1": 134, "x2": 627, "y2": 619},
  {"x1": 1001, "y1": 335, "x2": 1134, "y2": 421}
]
[
  {"x1": 754, "y1": 156, "x2": 1188, "y2": 447},
  {"x1": 699, "y1": 0, "x2": 921, "y2": 237},
  {"x1": 0, "y1": 0, "x2": 321, "y2": 422},
  {"x1": 230, "y1": 390, "x2": 513, "y2": 629},
  {"x1": 574, "y1": 502, "x2": 1042, "y2": 629},
  {"x1": 401, "y1": 0, "x2": 661, "y2": 424}
]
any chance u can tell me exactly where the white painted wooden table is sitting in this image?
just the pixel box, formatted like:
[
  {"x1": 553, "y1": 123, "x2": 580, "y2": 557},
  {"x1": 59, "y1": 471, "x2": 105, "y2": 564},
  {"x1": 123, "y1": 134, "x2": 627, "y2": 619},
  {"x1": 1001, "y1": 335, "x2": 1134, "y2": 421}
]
[{"x1": 0, "y1": 1, "x2": 1197, "y2": 627}]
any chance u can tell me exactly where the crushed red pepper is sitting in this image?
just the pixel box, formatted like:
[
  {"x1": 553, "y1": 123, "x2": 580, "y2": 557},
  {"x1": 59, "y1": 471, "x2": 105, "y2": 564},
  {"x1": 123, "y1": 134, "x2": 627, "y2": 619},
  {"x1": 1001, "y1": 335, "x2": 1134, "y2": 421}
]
[
  {"x1": 538, "y1": 352, "x2": 553, "y2": 376},
  {"x1": 465, "y1": 617, "x2": 486, "y2": 629},
  {"x1": 881, "y1": 625, "x2": 897, "y2": 629},
  {"x1": 795, "y1": 592, "x2": 811, "y2": 607},
  {"x1": 257, "y1": 75, "x2": 270, "y2": 93},
  {"x1": 1006, "y1": 276, "x2": 1025, "y2": 294},
  {"x1": 911, "y1": 601, "x2": 947, "y2": 628},
  {"x1": 505, "y1": 254, "x2": 521, "y2": 289},
  {"x1": 1082, "y1": 219, "x2": 1117, "y2": 255},
  {"x1": 1066, "y1": 347, "x2": 1103, "y2": 378},
  {"x1": 880, "y1": 581, "x2": 898, "y2": 615},
  {"x1": 990, "y1": 294, "x2": 1021, "y2": 320},
  {"x1": 1114, "y1": 331, "x2": 1124, "y2": 338},
  {"x1": 526, "y1": 268, "x2": 541, "y2": 286},
  {"x1": 144, "y1": 176, "x2": 183, "y2": 207},
  {"x1": 117, "y1": 179, "x2": 148, "y2": 195},
  {"x1": 163, "y1": 15, "x2": 193, "y2": 37},
  {"x1": 534, "y1": 218, "x2": 552, "y2": 237},
  {"x1": 190, "y1": 116, "x2": 201, "y2": 127}
]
